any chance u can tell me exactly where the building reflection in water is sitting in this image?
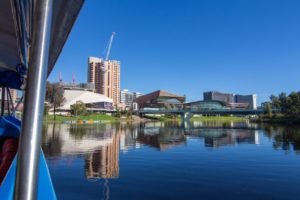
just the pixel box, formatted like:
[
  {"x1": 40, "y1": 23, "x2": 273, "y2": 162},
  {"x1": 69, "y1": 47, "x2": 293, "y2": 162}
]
[
  {"x1": 203, "y1": 129, "x2": 260, "y2": 148},
  {"x1": 43, "y1": 123, "x2": 121, "y2": 179},
  {"x1": 85, "y1": 132, "x2": 120, "y2": 179},
  {"x1": 137, "y1": 122, "x2": 186, "y2": 151}
]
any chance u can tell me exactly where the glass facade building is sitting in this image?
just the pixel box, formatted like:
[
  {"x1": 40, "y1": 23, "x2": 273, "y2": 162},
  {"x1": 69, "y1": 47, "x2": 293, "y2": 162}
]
[{"x1": 184, "y1": 100, "x2": 226, "y2": 111}]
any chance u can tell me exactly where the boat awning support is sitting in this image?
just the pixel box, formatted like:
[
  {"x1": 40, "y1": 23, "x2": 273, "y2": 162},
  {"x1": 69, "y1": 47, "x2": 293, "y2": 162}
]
[
  {"x1": 1, "y1": 87, "x2": 4, "y2": 116},
  {"x1": 14, "y1": 0, "x2": 53, "y2": 199}
]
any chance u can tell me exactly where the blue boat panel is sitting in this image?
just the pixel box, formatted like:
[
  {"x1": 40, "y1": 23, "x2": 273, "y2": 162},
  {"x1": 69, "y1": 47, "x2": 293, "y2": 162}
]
[
  {"x1": 0, "y1": 156, "x2": 16, "y2": 200},
  {"x1": 0, "y1": 117, "x2": 20, "y2": 138},
  {"x1": 0, "y1": 116, "x2": 56, "y2": 199},
  {"x1": 37, "y1": 151, "x2": 57, "y2": 200},
  {"x1": 0, "y1": 151, "x2": 57, "y2": 200}
]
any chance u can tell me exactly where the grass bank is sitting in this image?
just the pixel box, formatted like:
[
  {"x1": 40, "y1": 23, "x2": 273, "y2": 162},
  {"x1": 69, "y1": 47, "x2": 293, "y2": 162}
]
[
  {"x1": 44, "y1": 114, "x2": 117, "y2": 123},
  {"x1": 143, "y1": 114, "x2": 181, "y2": 122},
  {"x1": 191, "y1": 116, "x2": 248, "y2": 122}
]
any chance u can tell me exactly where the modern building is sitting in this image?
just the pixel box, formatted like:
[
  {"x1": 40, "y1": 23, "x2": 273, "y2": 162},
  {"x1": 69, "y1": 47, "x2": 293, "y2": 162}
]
[
  {"x1": 88, "y1": 57, "x2": 120, "y2": 107},
  {"x1": 57, "y1": 89, "x2": 114, "y2": 114},
  {"x1": 120, "y1": 89, "x2": 133, "y2": 108},
  {"x1": 203, "y1": 91, "x2": 235, "y2": 104},
  {"x1": 120, "y1": 89, "x2": 143, "y2": 109},
  {"x1": 135, "y1": 90, "x2": 185, "y2": 109},
  {"x1": 184, "y1": 100, "x2": 227, "y2": 110},
  {"x1": 133, "y1": 92, "x2": 143, "y2": 100},
  {"x1": 203, "y1": 91, "x2": 257, "y2": 109},
  {"x1": 235, "y1": 94, "x2": 257, "y2": 109}
]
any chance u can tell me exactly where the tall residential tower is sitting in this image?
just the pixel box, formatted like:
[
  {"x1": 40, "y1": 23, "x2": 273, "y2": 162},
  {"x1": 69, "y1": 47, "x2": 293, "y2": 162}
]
[{"x1": 88, "y1": 57, "x2": 120, "y2": 106}]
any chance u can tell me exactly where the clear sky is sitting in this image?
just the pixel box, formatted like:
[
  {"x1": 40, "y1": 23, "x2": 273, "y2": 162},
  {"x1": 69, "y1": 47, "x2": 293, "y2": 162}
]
[{"x1": 49, "y1": 0, "x2": 300, "y2": 103}]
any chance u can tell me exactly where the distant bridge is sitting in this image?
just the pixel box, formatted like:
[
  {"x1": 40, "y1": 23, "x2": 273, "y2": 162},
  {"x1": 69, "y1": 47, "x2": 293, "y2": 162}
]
[{"x1": 136, "y1": 108, "x2": 267, "y2": 121}]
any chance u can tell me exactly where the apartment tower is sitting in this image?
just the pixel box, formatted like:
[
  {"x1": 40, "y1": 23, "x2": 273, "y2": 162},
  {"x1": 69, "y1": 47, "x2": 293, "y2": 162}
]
[{"x1": 88, "y1": 57, "x2": 120, "y2": 106}]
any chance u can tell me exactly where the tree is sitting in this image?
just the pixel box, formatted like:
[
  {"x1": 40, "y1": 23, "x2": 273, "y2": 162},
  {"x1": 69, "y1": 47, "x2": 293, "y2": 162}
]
[
  {"x1": 268, "y1": 91, "x2": 300, "y2": 118},
  {"x1": 270, "y1": 95, "x2": 280, "y2": 109},
  {"x1": 285, "y1": 92, "x2": 300, "y2": 117},
  {"x1": 44, "y1": 103, "x2": 50, "y2": 116},
  {"x1": 70, "y1": 101, "x2": 87, "y2": 116},
  {"x1": 45, "y1": 82, "x2": 65, "y2": 119},
  {"x1": 264, "y1": 102, "x2": 273, "y2": 118}
]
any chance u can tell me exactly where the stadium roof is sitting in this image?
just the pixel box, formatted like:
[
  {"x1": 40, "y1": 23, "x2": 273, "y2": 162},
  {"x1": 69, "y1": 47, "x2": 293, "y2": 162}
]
[{"x1": 59, "y1": 90, "x2": 113, "y2": 110}]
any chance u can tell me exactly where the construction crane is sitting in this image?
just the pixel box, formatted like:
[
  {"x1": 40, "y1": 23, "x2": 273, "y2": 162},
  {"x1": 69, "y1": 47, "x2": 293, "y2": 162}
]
[
  {"x1": 101, "y1": 32, "x2": 116, "y2": 74},
  {"x1": 105, "y1": 32, "x2": 116, "y2": 61}
]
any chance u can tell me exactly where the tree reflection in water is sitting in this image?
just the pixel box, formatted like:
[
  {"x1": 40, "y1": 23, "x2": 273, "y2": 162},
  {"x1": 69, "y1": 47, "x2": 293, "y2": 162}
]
[{"x1": 262, "y1": 124, "x2": 300, "y2": 153}]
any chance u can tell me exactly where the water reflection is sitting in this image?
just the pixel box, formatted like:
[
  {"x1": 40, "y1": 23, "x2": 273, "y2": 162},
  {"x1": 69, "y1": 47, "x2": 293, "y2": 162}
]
[
  {"x1": 42, "y1": 121, "x2": 300, "y2": 200},
  {"x1": 42, "y1": 121, "x2": 300, "y2": 178},
  {"x1": 138, "y1": 122, "x2": 186, "y2": 150},
  {"x1": 42, "y1": 121, "x2": 300, "y2": 161},
  {"x1": 261, "y1": 124, "x2": 300, "y2": 154},
  {"x1": 85, "y1": 133, "x2": 119, "y2": 179}
]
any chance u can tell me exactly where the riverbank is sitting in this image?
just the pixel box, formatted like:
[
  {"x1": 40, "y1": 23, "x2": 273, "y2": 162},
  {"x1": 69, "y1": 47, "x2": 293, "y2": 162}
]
[
  {"x1": 191, "y1": 116, "x2": 248, "y2": 122},
  {"x1": 251, "y1": 115, "x2": 300, "y2": 124},
  {"x1": 44, "y1": 114, "x2": 117, "y2": 123},
  {"x1": 44, "y1": 114, "x2": 152, "y2": 123},
  {"x1": 44, "y1": 114, "x2": 249, "y2": 123},
  {"x1": 143, "y1": 115, "x2": 181, "y2": 122}
]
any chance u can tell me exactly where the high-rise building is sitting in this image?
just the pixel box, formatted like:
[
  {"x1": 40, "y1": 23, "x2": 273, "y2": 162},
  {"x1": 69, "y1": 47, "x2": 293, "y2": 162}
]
[
  {"x1": 120, "y1": 89, "x2": 133, "y2": 108},
  {"x1": 88, "y1": 57, "x2": 120, "y2": 106}
]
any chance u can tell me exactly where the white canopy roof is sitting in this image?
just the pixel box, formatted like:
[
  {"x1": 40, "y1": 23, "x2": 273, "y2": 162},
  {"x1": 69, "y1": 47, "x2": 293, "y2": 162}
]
[{"x1": 59, "y1": 90, "x2": 113, "y2": 110}]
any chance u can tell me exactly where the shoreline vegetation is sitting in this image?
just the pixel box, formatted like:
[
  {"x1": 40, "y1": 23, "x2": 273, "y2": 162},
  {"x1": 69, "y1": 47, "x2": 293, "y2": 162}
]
[
  {"x1": 252, "y1": 115, "x2": 300, "y2": 125},
  {"x1": 257, "y1": 91, "x2": 300, "y2": 125},
  {"x1": 191, "y1": 116, "x2": 247, "y2": 122},
  {"x1": 44, "y1": 114, "x2": 300, "y2": 125},
  {"x1": 44, "y1": 114, "x2": 248, "y2": 123}
]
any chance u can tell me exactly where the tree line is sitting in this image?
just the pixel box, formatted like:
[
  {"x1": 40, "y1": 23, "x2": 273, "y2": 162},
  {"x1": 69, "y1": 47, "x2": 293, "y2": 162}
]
[{"x1": 263, "y1": 91, "x2": 300, "y2": 118}]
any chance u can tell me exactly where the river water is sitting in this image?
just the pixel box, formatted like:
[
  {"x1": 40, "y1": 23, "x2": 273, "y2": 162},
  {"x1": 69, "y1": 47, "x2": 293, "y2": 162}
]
[{"x1": 42, "y1": 121, "x2": 300, "y2": 200}]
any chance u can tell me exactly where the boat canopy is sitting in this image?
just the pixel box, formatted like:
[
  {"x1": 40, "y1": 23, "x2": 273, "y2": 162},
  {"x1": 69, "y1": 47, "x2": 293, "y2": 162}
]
[{"x1": 0, "y1": 0, "x2": 84, "y2": 89}]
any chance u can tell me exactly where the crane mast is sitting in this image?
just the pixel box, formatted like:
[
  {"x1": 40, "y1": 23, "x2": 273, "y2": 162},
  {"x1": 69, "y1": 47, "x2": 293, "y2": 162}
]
[
  {"x1": 100, "y1": 32, "x2": 116, "y2": 94},
  {"x1": 105, "y1": 32, "x2": 116, "y2": 61}
]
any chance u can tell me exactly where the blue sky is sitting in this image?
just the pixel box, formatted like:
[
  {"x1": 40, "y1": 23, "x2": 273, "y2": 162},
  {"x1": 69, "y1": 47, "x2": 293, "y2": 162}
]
[{"x1": 49, "y1": 0, "x2": 300, "y2": 103}]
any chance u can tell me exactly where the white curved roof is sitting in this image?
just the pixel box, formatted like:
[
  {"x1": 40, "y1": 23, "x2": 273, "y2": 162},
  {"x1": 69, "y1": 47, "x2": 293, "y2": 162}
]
[{"x1": 59, "y1": 90, "x2": 113, "y2": 110}]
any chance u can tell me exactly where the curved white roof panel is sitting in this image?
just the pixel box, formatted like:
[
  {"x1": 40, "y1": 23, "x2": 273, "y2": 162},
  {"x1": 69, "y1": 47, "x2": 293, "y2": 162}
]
[{"x1": 60, "y1": 90, "x2": 113, "y2": 110}]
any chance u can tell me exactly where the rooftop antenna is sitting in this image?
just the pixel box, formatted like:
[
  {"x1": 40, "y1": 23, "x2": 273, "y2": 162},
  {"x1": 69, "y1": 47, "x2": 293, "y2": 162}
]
[
  {"x1": 72, "y1": 73, "x2": 75, "y2": 86},
  {"x1": 58, "y1": 72, "x2": 62, "y2": 85}
]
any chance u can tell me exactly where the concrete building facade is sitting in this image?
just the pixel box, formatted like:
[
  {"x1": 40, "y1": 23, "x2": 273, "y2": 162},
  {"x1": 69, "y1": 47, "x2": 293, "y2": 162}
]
[
  {"x1": 120, "y1": 89, "x2": 143, "y2": 109},
  {"x1": 88, "y1": 57, "x2": 120, "y2": 107}
]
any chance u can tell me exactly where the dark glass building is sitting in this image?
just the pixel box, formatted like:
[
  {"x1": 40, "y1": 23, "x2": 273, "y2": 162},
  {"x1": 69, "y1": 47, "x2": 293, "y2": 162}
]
[{"x1": 203, "y1": 91, "x2": 235, "y2": 104}]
